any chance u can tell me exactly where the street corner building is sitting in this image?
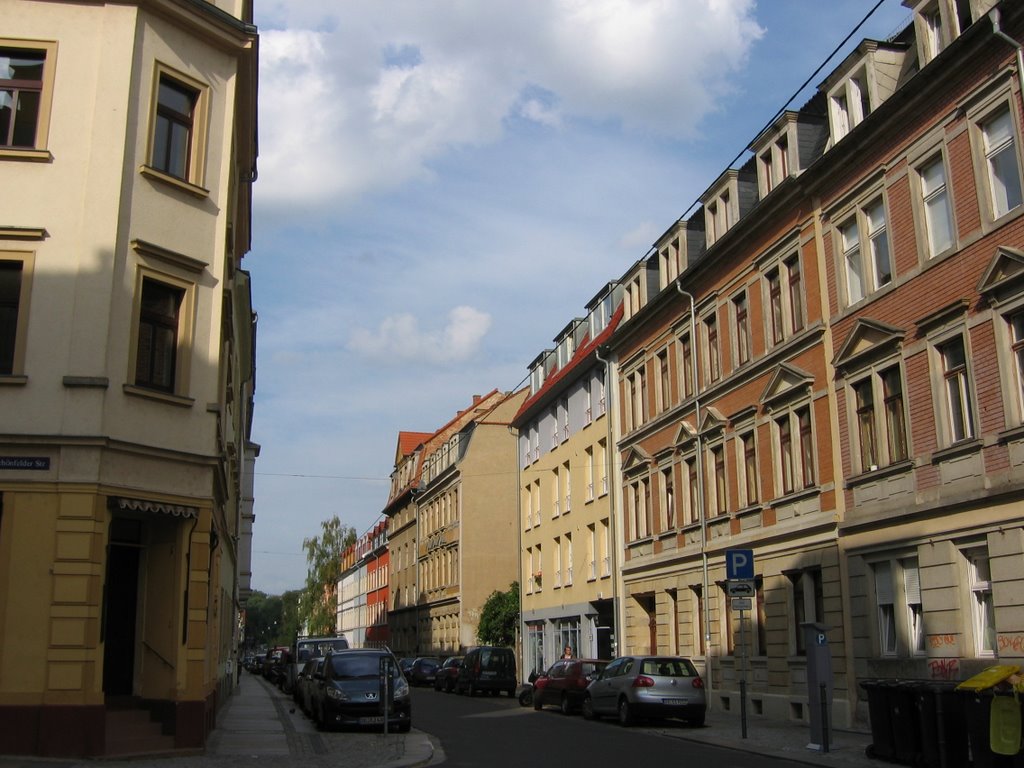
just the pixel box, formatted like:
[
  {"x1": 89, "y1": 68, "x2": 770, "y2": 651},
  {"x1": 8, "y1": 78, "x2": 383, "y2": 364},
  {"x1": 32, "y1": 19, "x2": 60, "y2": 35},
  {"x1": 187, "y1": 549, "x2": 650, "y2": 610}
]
[{"x1": 0, "y1": 0, "x2": 258, "y2": 758}]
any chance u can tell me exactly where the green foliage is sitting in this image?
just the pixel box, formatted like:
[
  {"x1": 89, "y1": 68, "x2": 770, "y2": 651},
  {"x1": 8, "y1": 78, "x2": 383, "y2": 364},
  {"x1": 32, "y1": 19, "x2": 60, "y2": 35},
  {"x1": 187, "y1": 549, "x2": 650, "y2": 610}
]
[
  {"x1": 243, "y1": 590, "x2": 282, "y2": 649},
  {"x1": 300, "y1": 515, "x2": 357, "y2": 636},
  {"x1": 477, "y1": 581, "x2": 519, "y2": 647}
]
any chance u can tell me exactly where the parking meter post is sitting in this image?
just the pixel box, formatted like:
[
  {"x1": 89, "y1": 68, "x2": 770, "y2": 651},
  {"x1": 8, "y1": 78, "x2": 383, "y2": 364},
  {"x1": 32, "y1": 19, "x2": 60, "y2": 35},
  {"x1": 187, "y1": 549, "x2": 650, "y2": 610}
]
[
  {"x1": 380, "y1": 656, "x2": 391, "y2": 735},
  {"x1": 820, "y1": 683, "x2": 829, "y2": 753}
]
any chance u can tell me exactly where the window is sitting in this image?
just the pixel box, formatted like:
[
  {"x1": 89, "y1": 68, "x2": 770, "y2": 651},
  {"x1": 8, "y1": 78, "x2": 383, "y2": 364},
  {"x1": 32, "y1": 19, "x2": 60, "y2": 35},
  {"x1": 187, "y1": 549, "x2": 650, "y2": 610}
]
[
  {"x1": 838, "y1": 197, "x2": 892, "y2": 305},
  {"x1": 625, "y1": 366, "x2": 647, "y2": 431},
  {"x1": 873, "y1": 561, "x2": 897, "y2": 655},
  {"x1": 135, "y1": 278, "x2": 183, "y2": 392},
  {"x1": 966, "y1": 548, "x2": 995, "y2": 656},
  {"x1": 146, "y1": 65, "x2": 209, "y2": 190},
  {"x1": 829, "y1": 68, "x2": 871, "y2": 143},
  {"x1": 903, "y1": 558, "x2": 925, "y2": 655},
  {"x1": 683, "y1": 455, "x2": 698, "y2": 525},
  {"x1": 937, "y1": 334, "x2": 975, "y2": 443},
  {"x1": 627, "y1": 478, "x2": 652, "y2": 541},
  {"x1": 764, "y1": 253, "x2": 804, "y2": 347},
  {"x1": 775, "y1": 405, "x2": 815, "y2": 495},
  {"x1": 739, "y1": 430, "x2": 758, "y2": 507},
  {"x1": 980, "y1": 107, "x2": 1024, "y2": 220},
  {"x1": 1010, "y1": 311, "x2": 1024, "y2": 422},
  {"x1": 759, "y1": 132, "x2": 791, "y2": 195},
  {"x1": 703, "y1": 312, "x2": 720, "y2": 385},
  {"x1": 710, "y1": 443, "x2": 727, "y2": 516},
  {"x1": 917, "y1": 154, "x2": 954, "y2": 257},
  {"x1": 850, "y1": 365, "x2": 908, "y2": 472},
  {"x1": 660, "y1": 466, "x2": 676, "y2": 530},
  {"x1": 0, "y1": 41, "x2": 57, "y2": 153},
  {"x1": 733, "y1": 291, "x2": 750, "y2": 366},
  {"x1": 678, "y1": 332, "x2": 694, "y2": 399},
  {"x1": 656, "y1": 348, "x2": 671, "y2": 413},
  {"x1": 0, "y1": 253, "x2": 32, "y2": 377}
]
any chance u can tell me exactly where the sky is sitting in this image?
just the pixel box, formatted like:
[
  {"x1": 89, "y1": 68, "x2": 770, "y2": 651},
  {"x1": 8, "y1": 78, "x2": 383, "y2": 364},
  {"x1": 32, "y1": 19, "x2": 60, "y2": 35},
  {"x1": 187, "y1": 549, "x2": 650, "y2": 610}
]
[{"x1": 245, "y1": 0, "x2": 915, "y2": 596}]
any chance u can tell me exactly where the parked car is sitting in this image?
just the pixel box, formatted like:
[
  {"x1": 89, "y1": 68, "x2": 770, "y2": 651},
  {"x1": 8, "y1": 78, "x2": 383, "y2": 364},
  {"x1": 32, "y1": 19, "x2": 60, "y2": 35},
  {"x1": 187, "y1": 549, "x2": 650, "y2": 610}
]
[
  {"x1": 294, "y1": 656, "x2": 323, "y2": 716},
  {"x1": 286, "y1": 635, "x2": 349, "y2": 694},
  {"x1": 456, "y1": 646, "x2": 517, "y2": 697},
  {"x1": 408, "y1": 657, "x2": 440, "y2": 687},
  {"x1": 582, "y1": 655, "x2": 706, "y2": 726},
  {"x1": 434, "y1": 656, "x2": 464, "y2": 692},
  {"x1": 398, "y1": 657, "x2": 415, "y2": 677},
  {"x1": 533, "y1": 659, "x2": 608, "y2": 714},
  {"x1": 311, "y1": 648, "x2": 411, "y2": 732}
]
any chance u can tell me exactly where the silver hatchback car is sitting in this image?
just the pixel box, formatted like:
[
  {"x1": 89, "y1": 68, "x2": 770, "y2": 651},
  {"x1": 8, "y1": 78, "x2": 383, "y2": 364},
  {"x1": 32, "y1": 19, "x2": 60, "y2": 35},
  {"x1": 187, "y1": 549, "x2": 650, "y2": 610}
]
[{"x1": 582, "y1": 655, "x2": 706, "y2": 726}]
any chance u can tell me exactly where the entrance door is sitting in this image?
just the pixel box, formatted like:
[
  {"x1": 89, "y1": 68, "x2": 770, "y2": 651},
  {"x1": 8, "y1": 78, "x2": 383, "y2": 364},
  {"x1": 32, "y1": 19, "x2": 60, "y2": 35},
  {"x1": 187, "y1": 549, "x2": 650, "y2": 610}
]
[{"x1": 103, "y1": 520, "x2": 142, "y2": 697}]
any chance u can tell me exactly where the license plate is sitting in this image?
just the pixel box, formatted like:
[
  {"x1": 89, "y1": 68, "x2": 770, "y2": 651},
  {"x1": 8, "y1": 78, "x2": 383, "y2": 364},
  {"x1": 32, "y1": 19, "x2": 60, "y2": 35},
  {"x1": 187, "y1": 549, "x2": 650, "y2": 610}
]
[
  {"x1": 359, "y1": 716, "x2": 385, "y2": 725},
  {"x1": 662, "y1": 698, "x2": 688, "y2": 706},
  {"x1": 481, "y1": 671, "x2": 494, "y2": 678}
]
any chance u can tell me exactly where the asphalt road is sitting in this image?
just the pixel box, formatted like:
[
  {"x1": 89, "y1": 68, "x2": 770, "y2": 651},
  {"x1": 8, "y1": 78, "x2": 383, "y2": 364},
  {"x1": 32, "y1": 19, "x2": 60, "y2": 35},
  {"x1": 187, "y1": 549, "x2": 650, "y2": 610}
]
[{"x1": 410, "y1": 684, "x2": 796, "y2": 768}]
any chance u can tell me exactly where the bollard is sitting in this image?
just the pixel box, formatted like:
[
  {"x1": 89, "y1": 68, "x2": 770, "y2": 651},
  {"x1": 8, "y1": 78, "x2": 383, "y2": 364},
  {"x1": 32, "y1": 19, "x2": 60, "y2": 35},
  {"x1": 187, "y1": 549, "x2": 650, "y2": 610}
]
[{"x1": 740, "y1": 678, "x2": 748, "y2": 739}]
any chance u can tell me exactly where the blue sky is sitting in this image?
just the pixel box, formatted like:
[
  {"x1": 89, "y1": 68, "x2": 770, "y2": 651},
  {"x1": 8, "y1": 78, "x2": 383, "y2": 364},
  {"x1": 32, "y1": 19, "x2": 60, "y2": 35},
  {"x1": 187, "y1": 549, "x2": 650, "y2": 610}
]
[{"x1": 246, "y1": 0, "x2": 914, "y2": 595}]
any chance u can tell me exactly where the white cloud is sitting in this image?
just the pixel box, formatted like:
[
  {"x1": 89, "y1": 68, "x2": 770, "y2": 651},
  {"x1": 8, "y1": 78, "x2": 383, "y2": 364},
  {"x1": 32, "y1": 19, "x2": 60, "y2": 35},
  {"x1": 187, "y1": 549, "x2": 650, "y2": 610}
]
[
  {"x1": 256, "y1": 0, "x2": 763, "y2": 210},
  {"x1": 348, "y1": 306, "x2": 493, "y2": 364}
]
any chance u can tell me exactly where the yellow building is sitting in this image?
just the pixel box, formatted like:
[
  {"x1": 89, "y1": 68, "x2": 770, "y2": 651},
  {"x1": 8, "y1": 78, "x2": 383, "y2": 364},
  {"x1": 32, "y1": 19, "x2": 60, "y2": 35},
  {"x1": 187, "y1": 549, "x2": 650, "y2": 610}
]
[
  {"x1": 513, "y1": 285, "x2": 623, "y2": 675},
  {"x1": 0, "y1": 0, "x2": 258, "y2": 756}
]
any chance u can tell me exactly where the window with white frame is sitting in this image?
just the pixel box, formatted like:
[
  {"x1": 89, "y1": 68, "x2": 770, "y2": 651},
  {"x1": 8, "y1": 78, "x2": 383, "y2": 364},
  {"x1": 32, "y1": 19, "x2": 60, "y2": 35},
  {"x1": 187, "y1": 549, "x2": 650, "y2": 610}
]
[
  {"x1": 849, "y1": 364, "x2": 909, "y2": 473},
  {"x1": 599, "y1": 518, "x2": 610, "y2": 577},
  {"x1": 660, "y1": 465, "x2": 676, "y2": 531},
  {"x1": 597, "y1": 438, "x2": 608, "y2": 497},
  {"x1": 625, "y1": 365, "x2": 646, "y2": 431},
  {"x1": 585, "y1": 445, "x2": 595, "y2": 502},
  {"x1": 627, "y1": 477, "x2": 652, "y2": 541},
  {"x1": 587, "y1": 524, "x2": 596, "y2": 580},
  {"x1": 1009, "y1": 310, "x2": 1024, "y2": 424},
  {"x1": 708, "y1": 442, "x2": 727, "y2": 516},
  {"x1": 683, "y1": 453, "x2": 698, "y2": 525},
  {"x1": 562, "y1": 460, "x2": 571, "y2": 513},
  {"x1": 965, "y1": 547, "x2": 995, "y2": 656},
  {"x1": 903, "y1": 557, "x2": 926, "y2": 654},
  {"x1": 829, "y1": 66, "x2": 871, "y2": 144},
  {"x1": 916, "y1": 152, "x2": 955, "y2": 257},
  {"x1": 678, "y1": 331, "x2": 694, "y2": 399},
  {"x1": 656, "y1": 348, "x2": 672, "y2": 413},
  {"x1": 553, "y1": 536, "x2": 562, "y2": 587},
  {"x1": 733, "y1": 290, "x2": 751, "y2": 366},
  {"x1": 913, "y1": 0, "x2": 973, "y2": 65},
  {"x1": 775, "y1": 404, "x2": 816, "y2": 496},
  {"x1": 759, "y1": 131, "x2": 791, "y2": 195},
  {"x1": 936, "y1": 333, "x2": 976, "y2": 444},
  {"x1": 565, "y1": 533, "x2": 573, "y2": 586},
  {"x1": 976, "y1": 104, "x2": 1024, "y2": 221},
  {"x1": 837, "y1": 196, "x2": 892, "y2": 306},
  {"x1": 738, "y1": 429, "x2": 758, "y2": 507},
  {"x1": 764, "y1": 252, "x2": 805, "y2": 347},
  {"x1": 551, "y1": 467, "x2": 560, "y2": 517},
  {"x1": 873, "y1": 561, "x2": 898, "y2": 655},
  {"x1": 703, "y1": 311, "x2": 721, "y2": 385}
]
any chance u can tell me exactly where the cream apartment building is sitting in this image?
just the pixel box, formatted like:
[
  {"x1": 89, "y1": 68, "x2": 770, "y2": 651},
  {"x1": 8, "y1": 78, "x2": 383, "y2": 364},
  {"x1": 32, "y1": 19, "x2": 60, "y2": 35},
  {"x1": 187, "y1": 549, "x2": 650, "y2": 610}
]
[
  {"x1": 513, "y1": 285, "x2": 623, "y2": 675},
  {"x1": 0, "y1": 0, "x2": 257, "y2": 756}
]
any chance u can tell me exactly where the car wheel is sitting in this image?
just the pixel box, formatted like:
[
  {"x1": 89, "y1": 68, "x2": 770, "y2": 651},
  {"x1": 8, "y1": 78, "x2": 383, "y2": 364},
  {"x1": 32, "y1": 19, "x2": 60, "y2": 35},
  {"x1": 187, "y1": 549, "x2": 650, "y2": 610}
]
[
  {"x1": 618, "y1": 698, "x2": 634, "y2": 727},
  {"x1": 316, "y1": 705, "x2": 327, "y2": 731},
  {"x1": 446, "y1": 678, "x2": 455, "y2": 693},
  {"x1": 519, "y1": 689, "x2": 533, "y2": 707},
  {"x1": 689, "y1": 711, "x2": 706, "y2": 727},
  {"x1": 582, "y1": 695, "x2": 598, "y2": 721},
  {"x1": 560, "y1": 694, "x2": 573, "y2": 716}
]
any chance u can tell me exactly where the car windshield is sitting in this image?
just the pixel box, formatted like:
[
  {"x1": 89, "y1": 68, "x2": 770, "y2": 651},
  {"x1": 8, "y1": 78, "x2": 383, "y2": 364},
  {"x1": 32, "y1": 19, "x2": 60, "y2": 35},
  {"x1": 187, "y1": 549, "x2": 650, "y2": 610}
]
[
  {"x1": 330, "y1": 654, "x2": 398, "y2": 679},
  {"x1": 579, "y1": 662, "x2": 605, "y2": 676},
  {"x1": 298, "y1": 638, "x2": 349, "y2": 662},
  {"x1": 640, "y1": 658, "x2": 697, "y2": 677}
]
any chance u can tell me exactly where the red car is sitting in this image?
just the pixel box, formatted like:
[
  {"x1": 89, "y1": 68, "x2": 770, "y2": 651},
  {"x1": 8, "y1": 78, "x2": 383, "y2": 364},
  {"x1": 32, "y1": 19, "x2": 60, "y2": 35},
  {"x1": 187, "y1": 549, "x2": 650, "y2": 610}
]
[
  {"x1": 533, "y1": 658, "x2": 608, "y2": 714},
  {"x1": 434, "y1": 655, "x2": 464, "y2": 692}
]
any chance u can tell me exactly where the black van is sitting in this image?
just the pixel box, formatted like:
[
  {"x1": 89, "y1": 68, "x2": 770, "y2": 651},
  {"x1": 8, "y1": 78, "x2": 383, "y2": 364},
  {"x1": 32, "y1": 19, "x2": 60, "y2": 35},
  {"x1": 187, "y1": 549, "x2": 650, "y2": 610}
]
[{"x1": 456, "y1": 646, "x2": 517, "y2": 697}]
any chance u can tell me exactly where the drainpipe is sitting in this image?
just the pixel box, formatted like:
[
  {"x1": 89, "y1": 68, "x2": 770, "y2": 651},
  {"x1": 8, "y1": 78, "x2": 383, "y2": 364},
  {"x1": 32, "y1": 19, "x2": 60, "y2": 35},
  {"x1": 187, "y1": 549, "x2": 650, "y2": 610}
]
[
  {"x1": 594, "y1": 344, "x2": 622, "y2": 660},
  {"x1": 990, "y1": 6, "x2": 1024, "y2": 112},
  {"x1": 676, "y1": 280, "x2": 712, "y2": 695},
  {"x1": 509, "y1": 423, "x2": 525, "y2": 678}
]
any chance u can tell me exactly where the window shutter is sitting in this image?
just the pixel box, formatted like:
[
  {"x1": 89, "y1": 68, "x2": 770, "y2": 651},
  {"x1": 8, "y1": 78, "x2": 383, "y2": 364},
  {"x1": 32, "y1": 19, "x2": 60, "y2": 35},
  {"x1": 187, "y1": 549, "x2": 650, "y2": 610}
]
[
  {"x1": 903, "y1": 559, "x2": 921, "y2": 604},
  {"x1": 874, "y1": 561, "x2": 894, "y2": 604}
]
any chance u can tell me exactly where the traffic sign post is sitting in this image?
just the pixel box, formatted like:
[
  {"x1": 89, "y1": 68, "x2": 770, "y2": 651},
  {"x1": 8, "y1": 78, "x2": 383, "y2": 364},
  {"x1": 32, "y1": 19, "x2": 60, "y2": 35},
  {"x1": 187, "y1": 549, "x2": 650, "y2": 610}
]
[{"x1": 726, "y1": 549, "x2": 755, "y2": 740}]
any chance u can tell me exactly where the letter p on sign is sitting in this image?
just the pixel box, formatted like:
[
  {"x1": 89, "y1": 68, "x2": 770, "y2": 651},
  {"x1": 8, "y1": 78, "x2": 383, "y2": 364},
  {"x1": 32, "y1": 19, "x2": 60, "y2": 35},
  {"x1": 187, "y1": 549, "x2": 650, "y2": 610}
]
[{"x1": 726, "y1": 549, "x2": 754, "y2": 580}]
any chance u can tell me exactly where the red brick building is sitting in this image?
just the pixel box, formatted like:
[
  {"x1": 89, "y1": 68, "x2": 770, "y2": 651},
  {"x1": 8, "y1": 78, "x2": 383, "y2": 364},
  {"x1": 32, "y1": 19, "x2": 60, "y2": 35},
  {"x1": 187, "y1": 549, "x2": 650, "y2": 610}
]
[{"x1": 601, "y1": 0, "x2": 1023, "y2": 729}]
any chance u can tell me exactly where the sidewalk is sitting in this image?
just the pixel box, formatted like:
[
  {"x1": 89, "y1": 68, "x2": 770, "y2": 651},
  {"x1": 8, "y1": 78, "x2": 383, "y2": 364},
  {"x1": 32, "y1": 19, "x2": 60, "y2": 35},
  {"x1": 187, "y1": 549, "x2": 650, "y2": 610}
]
[
  {"x1": 654, "y1": 704, "x2": 877, "y2": 768},
  {"x1": 0, "y1": 675, "x2": 436, "y2": 768}
]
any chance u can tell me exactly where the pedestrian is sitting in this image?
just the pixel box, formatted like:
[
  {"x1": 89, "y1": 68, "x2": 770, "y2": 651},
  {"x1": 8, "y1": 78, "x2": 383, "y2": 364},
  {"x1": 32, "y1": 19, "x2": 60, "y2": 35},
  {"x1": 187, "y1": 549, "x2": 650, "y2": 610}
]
[{"x1": 562, "y1": 645, "x2": 573, "y2": 659}]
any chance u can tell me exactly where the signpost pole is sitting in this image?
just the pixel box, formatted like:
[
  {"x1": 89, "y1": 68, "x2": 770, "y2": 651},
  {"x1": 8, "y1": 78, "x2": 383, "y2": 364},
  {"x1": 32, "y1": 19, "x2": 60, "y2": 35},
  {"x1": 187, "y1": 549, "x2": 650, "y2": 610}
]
[{"x1": 740, "y1": 606, "x2": 747, "y2": 739}]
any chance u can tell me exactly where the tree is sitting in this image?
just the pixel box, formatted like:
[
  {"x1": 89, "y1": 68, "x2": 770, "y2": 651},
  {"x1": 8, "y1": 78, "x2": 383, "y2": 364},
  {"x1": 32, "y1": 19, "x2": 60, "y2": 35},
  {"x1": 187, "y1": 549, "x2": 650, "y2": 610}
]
[
  {"x1": 300, "y1": 515, "x2": 356, "y2": 636},
  {"x1": 477, "y1": 581, "x2": 519, "y2": 646},
  {"x1": 243, "y1": 590, "x2": 282, "y2": 649}
]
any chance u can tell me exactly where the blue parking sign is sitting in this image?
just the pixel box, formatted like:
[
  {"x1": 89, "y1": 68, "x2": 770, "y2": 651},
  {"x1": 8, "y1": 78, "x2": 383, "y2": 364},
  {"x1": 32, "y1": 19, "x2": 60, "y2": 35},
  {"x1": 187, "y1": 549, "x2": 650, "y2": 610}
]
[{"x1": 726, "y1": 549, "x2": 754, "y2": 580}]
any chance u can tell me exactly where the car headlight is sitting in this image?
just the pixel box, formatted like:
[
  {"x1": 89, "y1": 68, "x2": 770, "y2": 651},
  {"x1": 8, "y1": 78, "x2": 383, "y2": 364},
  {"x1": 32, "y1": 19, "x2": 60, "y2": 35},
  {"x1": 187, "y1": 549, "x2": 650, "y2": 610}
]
[
  {"x1": 394, "y1": 677, "x2": 410, "y2": 699},
  {"x1": 325, "y1": 687, "x2": 347, "y2": 701}
]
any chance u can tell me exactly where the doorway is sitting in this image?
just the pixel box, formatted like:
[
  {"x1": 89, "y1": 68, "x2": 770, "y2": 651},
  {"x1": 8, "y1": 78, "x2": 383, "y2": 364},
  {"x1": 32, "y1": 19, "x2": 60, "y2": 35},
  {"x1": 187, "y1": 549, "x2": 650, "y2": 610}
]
[{"x1": 103, "y1": 518, "x2": 142, "y2": 698}]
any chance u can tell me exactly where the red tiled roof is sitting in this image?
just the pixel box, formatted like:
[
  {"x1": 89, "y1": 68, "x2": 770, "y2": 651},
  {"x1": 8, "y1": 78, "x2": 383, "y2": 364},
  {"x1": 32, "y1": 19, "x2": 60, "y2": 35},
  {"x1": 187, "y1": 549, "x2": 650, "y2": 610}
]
[
  {"x1": 513, "y1": 304, "x2": 623, "y2": 423},
  {"x1": 397, "y1": 431, "x2": 432, "y2": 459}
]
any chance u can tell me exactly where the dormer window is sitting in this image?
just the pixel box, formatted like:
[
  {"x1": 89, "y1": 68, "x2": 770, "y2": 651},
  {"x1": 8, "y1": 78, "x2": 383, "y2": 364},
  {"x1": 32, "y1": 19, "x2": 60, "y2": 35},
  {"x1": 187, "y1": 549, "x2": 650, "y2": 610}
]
[
  {"x1": 823, "y1": 41, "x2": 907, "y2": 149},
  {"x1": 908, "y1": 0, "x2": 977, "y2": 65},
  {"x1": 701, "y1": 168, "x2": 754, "y2": 248}
]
